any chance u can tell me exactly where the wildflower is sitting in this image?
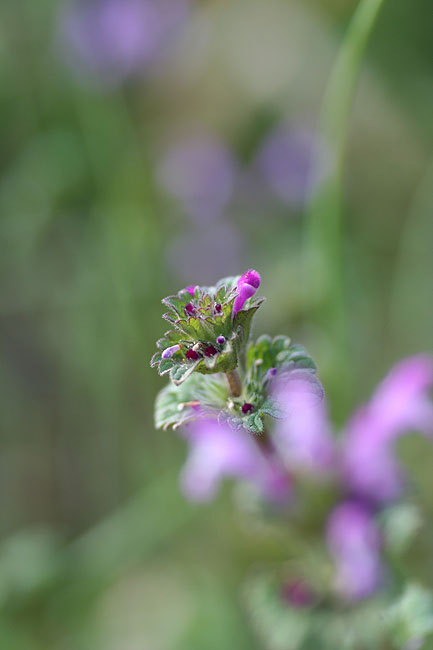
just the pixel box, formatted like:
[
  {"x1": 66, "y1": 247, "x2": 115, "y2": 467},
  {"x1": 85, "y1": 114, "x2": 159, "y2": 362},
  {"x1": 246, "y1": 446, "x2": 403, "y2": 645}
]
[
  {"x1": 256, "y1": 125, "x2": 328, "y2": 207},
  {"x1": 233, "y1": 269, "x2": 261, "y2": 317},
  {"x1": 326, "y1": 501, "x2": 383, "y2": 601},
  {"x1": 161, "y1": 344, "x2": 181, "y2": 359},
  {"x1": 272, "y1": 370, "x2": 335, "y2": 474},
  {"x1": 158, "y1": 136, "x2": 237, "y2": 221},
  {"x1": 59, "y1": 0, "x2": 189, "y2": 87},
  {"x1": 179, "y1": 418, "x2": 291, "y2": 503},
  {"x1": 281, "y1": 579, "x2": 315, "y2": 608},
  {"x1": 342, "y1": 356, "x2": 433, "y2": 503}
]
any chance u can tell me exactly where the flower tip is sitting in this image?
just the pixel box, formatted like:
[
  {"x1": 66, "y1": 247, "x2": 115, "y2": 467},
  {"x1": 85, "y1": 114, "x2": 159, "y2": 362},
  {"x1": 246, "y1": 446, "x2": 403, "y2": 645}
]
[
  {"x1": 185, "y1": 285, "x2": 196, "y2": 296},
  {"x1": 238, "y1": 269, "x2": 261, "y2": 290},
  {"x1": 162, "y1": 344, "x2": 181, "y2": 359},
  {"x1": 232, "y1": 269, "x2": 261, "y2": 317}
]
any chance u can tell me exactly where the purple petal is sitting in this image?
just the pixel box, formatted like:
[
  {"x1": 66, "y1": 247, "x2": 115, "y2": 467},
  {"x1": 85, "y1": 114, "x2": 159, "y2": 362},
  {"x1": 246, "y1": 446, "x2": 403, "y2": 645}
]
[
  {"x1": 232, "y1": 269, "x2": 261, "y2": 317},
  {"x1": 161, "y1": 344, "x2": 181, "y2": 358},
  {"x1": 343, "y1": 356, "x2": 433, "y2": 503},
  {"x1": 238, "y1": 269, "x2": 261, "y2": 290},
  {"x1": 179, "y1": 418, "x2": 290, "y2": 502},
  {"x1": 326, "y1": 501, "x2": 383, "y2": 601},
  {"x1": 256, "y1": 125, "x2": 329, "y2": 207},
  {"x1": 157, "y1": 136, "x2": 236, "y2": 221},
  {"x1": 59, "y1": 0, "x2": 189, "y2": 86},
  {"x1": 272, "y1": 370, "x2": 336, "y2": 474}
]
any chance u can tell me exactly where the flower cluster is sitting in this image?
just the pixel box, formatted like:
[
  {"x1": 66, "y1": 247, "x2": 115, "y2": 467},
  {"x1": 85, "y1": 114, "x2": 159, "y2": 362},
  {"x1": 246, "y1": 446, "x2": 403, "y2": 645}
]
[{"x1": 152, "y1": 270, "x2": 433, "y2": 639}]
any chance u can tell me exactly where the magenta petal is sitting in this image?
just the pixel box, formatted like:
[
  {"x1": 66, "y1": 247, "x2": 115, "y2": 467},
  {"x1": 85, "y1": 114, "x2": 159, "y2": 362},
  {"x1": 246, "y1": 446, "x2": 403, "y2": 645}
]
[
  {"x1": 232, "y1": 269, "x2": 261, "y2": 317},
  {"x1": 343, "y1": 355, "x2": 433, "y2": 502},
  {"x1": 179, "y1": 418, "x2": 290, "y2": 503},
  {"x1": 238, "y1": 269, "x2": 261, "y2": 290},
  {"x1": 326, "y1": 501, "x2": 383, "y2": 601},
  {"x1": 272, "y1": 370, "x2": 336, "y2": 474},
  {"x1": 161, "y1": 344, "x2": 181, "y2": 358}
]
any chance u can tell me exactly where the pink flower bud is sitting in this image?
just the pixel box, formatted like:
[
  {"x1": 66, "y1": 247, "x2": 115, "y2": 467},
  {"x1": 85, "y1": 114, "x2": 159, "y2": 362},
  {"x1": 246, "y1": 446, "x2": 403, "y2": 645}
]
[
  {"x1": 162, "y1": 344, "x2": 181, "y2": 359},
  {"x1": 232, "y1": 269, "x2": 261, "y2": 317}
]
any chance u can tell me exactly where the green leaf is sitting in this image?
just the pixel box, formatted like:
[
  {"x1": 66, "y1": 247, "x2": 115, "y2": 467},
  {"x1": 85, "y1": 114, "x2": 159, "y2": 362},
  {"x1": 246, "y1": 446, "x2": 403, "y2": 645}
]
[
  {"x1": 154, "y1": 374, "x2": 229, "y2": 430},
  {"x1": 380, "y1": 504, "x2": 422, "y2": 556},
  {"x1": 243, "y1": 412, "x2": 264, "y2": 434},
  {"x1": 259, "y1": 399, "x2": 284, "y2": 419},
  {"x1": 385, "y1": 584, "x2": 433, "y2": 649},
  {"x1": 170, "y1": 360, "x2": 202, "y2": 385},
  {"x1": 243, "y1": 572, "x2": 311, "y2": 650}
]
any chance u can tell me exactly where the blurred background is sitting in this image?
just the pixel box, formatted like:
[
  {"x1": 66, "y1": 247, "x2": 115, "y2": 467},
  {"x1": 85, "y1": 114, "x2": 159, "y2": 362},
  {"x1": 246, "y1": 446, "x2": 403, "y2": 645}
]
[{"x1": 1, "y1": 0, "x2": 433, "y2": 648}]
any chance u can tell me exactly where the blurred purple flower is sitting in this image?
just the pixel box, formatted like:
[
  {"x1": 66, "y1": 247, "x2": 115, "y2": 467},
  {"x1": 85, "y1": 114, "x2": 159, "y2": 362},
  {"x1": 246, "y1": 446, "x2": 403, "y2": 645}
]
[
  {"x1": 179, "y1": 418, "x2": 291, "y2": 503},
  {"x1": 59, "y1": 0, "x2": 189, "y2": 86},
  {"x1": 281, "y1": 578, "x2": 315, "y2": 608},
  {"x1": 232, "y1": 269, "x2": 261, "y2": 317},
  {"x1": 272, "y1": 370, "x2": 336, "y2": 475},
  {"x1": 157, "y1": 136, "x2": 237, "y2": 221},
  {"x1": 256, "y1": 125, "x2": 328, "y2": 207},
  {"x1": 343, "y1": 356, "x2": 433, "y2": 503},
  {"x1": 326, "y1": 501, "x2": 383, "y2": 601}
]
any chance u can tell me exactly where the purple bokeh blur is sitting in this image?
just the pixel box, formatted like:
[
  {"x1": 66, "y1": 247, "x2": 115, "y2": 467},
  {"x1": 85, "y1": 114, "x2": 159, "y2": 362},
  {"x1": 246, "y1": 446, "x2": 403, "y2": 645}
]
[
  {"x1": 326, "y1": 501, "x2": 383, "y2": 601},
  {"x1": 343, "y1": 356, "x2": 433, "y2": 503},
  {"x1": 158, "y1": 136, "x2": 237, "y2": 221},
  {"x1": 256, "y1": 125, "x2": 328, "y2": 208},
  {"x1": 179, "y1": 418, "x2": 291, "y2": 503},
  {"x1": 272, "y1": 369, "x2": 335, "y2": 474},
  {"x1": 58, "y1": 0, "x2": 189, "y2": 86}
]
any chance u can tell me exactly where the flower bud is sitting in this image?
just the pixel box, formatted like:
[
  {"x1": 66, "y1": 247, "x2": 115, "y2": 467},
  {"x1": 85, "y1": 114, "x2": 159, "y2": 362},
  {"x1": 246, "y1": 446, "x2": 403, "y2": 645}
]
[
  {"x1": 162, "y1": 344, "x2": 181, "y2": 359},
  {"x1": 233, "y1": 269, "x2": 261, "y2": 317}
]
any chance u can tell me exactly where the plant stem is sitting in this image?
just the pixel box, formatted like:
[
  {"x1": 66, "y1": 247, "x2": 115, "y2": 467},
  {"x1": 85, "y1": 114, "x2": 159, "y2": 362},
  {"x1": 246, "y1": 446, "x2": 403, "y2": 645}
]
[
  {"x1": 225, "y1": 369, "x2": 242, "y2": 397},
  {"x1": 304, "y1": 0, "x2": 387, "y2": 406}
]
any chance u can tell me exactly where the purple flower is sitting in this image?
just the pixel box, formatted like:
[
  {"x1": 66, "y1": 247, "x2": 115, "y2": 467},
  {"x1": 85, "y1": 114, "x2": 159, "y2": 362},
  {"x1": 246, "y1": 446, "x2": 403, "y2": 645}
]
[
  {"x1": 161, "y1": 344, "x2": 181, "y2": 359},
  {"x1": 343, "y1": 356, "x2": 433, "y2": 503},
  {"x1": 256, "y1": 125, "x2": 328, "y2": 207},
  {"x1": 232, "y1": 269, "x2": 261, "y2": 317},
  {"x1": 58, "y1": 0, "x2": 189, "y2": 87},
  {"x1": 157, "y1": 136, "x2": 237, "y2": 221},
  {"x1": 326, "y1": 501, "x2": 383, "y2": 601},
  {"x1": 281, "y1": 579, "x2": 315, "y2": 608},
  {"x1": 179, "y1": 418, "x2": 290, "y2": 503},
  {"x1": 272, "y1": 370, "x2": 336, "y2": 474}
]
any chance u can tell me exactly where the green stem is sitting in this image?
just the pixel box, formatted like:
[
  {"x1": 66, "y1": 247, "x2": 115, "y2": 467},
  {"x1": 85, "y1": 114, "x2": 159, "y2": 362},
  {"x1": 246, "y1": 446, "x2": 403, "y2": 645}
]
[
  {"x1": 304, "y1": 0, "x2": 387, "y2": 403},
  {"x1": 225, "y1": 369, "x2": 242, "y2": 397}
]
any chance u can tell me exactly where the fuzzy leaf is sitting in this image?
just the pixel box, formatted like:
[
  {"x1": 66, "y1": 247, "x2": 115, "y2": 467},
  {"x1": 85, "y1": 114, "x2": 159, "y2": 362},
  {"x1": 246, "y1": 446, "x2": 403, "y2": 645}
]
[
  {"x1": 170, "y1": 360, "x2": 201, "y2": 385},
  {"x1": 155, "y1": 374, "x2": 229, "y2": 430},
  {"x1": 260, "y1": 399, "x2": 284, "y2": 419},
  {"x1": 243, "y1": 572, "x2": 311, "y2": 650},
  {"x1": 243, "y1": 412, "x2": 264, "y2": 434},
  {"x1": 385, "y1": 584, "x2": 433, "y2": 649}
]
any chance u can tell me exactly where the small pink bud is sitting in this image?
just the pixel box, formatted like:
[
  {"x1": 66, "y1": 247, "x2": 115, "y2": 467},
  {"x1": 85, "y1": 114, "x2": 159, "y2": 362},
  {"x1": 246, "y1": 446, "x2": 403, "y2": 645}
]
[
  {"x1": 162, "y1": 344, "x2": 181, "y2": 359},
  {"x1": 186, "y1": 349, "x2": 200, "y2": 361},
  {"x1": 185, "y1": 303, "x2": 196, "y2": 315},
  {"x1": 217, "y1": 335, "x2": 226, "y2": 345},
  {"x1": 185, "y1": 286, "x2": 196, "y2": 296},
  {"x1": 232, "y1": 269, "x2": 261, "y2": 317}
]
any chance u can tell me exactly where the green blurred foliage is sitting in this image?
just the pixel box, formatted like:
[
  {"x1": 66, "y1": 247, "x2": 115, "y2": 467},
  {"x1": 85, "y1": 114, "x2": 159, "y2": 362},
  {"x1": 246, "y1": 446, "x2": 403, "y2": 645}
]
[{"x1": 1, "y1": 0, "x2": 432, "y2": 648}]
